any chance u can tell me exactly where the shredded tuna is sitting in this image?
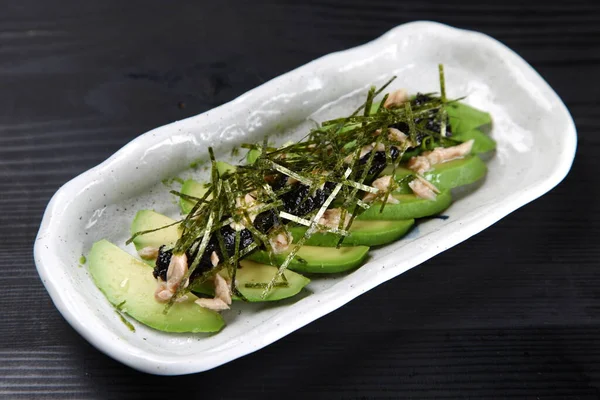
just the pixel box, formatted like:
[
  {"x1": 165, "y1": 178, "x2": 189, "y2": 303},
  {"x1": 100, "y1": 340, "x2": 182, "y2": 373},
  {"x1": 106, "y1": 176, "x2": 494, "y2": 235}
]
[
  {"x1": 343, "y1": 142, "x2": 387, "y2": 164},
  {"x1": 195, "y1": 273, "x2": 232, "y2": 311},
  {"x1": 155, "y1": 253, "x2": 189, "y2": 303},
  {"x1": 230, "y1": 221, "x2": 246, "y2": 231},
  {"x1": 373, "y1": 142, "x2": 386, "y2": 152},
  {"x1": 210, "y1": 251, "x2": 220, "y2": 267},
  {"x1": 408, "y1": 140, "x2": 474, "y2": 174},
  {"x1": 416, "y1": 174, "x2": 440, "y2": 193},
  {"x1": 286, "y1": 177, "x2": 300, "y2": 185},
  {"x1": 363, "y1": 175, "x2": 400, "y2": 204},
  {"x1": 343, "y1": 144, "x2": 372, "y2": 164},
  {"x1": 153, "y1": 253, "x2": 201, "y2": 303},
  {"x1": 375, "y1": 193, "x2": 399, "y2": 204},
  {"x1": 154, "y1": 280, "x2": 173, "y2": 302},
  {"x1": 269, "y1": 231, "x2": 292, "y2": 254},
  {"x1": 154, "y1": 253, "x2": 190, "y2": 303},
  {"x1": 231, "y1": 191, "x2": 263, "y2": 230},
  {"x1": 244, "y1": 192, "x2": 257, "y2": 205},
  {"x1": 387, "y1": 128, "x2": 408, "y2": 143},
  {"x1": 408, "y1": 180, "x2": 436, "y2": 200},
  {"x1": 195, "y1": 298, "x2": 230, "y2": 311},
  {"x1": 358, "y1": 145, "x2": 373, "y2": 160},
  {"x1": 372, "y1": 175, "x2": 393, "y2": 191},
  {"x1": 138, "y1": 246, "x2": 159, "y2": 260},
  {"x1": 318, "y1": 208, "x2": 351, "y2": 230},
  {"x1": 214, "y1": 273, "x2": 232, "y2": 306},
  {"x1": 176, "y1": 295, "x2": 189, "y2": 303},
  {"x1": 383, "y1": 88, "x2": 408, "y2": 109},
  {"x1": 425, "y1": 140, "x2": 474, "y2": 165},
  {"x1": 235, "y1": 192, "x2": 257, "y2": 208},
  {"x1": 408, "y1": 175, "x2": 440, "y2": 200},
  {"x1": 407, "y1": 156, "x2": 432, "y2": 175},
  {"x1": 166, "y1": 253, "x2": 188, "y2": 292},
  {"x1": 155, "y1": 288, "x2": 187, "y2": 303}
]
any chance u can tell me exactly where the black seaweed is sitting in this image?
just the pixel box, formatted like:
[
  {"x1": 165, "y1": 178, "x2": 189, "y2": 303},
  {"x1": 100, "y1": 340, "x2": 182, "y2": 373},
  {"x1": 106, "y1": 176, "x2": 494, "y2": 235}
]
[
  {"x1": 390, "y1": 95, "x2": 452, "y2": 144},
  {"x1": 358, "y1": 146, "x2": 400, "y2": 176},
  {"x1": 153, "y1": 180, "x2": 344, "y2": 280},
  {"x1": 280, "y1": 182, "x2": 336, "y2": 216},
  {"x1": 253, "y1": 209, "x2": 281, "y2": 234},
  {"x1": 153, "y1": 245, "x2": 172, "y2": 281},
  {"x1": 153, "y1": 226, "x2": 255, "y2": 281},
  {"x1": 189, "y1": 226, "x2": 254, "y2": 279}
]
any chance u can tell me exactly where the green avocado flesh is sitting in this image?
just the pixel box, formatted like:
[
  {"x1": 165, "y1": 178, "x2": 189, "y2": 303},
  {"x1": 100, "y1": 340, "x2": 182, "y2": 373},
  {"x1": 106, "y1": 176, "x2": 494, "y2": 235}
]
[
  {"x1": 445, "y1": 101, "x2": 492, "y2": 134},
  {"x1": 420, "y1": 156, "x2": 487, "y2": 190},
  {"x1": 179, "y1": 179, "x2": 209, "y2": 215},
  {"x1": 179, "y1": 162, "x2": 235, "y2": 214},
  {"x1": 246, "y1": 149, "x2": 261, "y2": 164},
  {"x1": 289, "y1": 219, "x2": 414, "y2": 247},
  {"x1": 446, "y1": 102, "x2": 495, "y2": 153},
  {"x1": 389, "y1": 155, "x2": 487, "y2": 191},
  {"x1": 87, "y1": 240, "x2": 224, "y2": 333},
  {"x1": 131, "y1": 209, "x2": 181, "y2": 251},
  {"x1": 451, "y1": 129, "x2": 496, "y2": 154},
  {"x1": 213, "y1": 161, "x2": 236, "y2": 175},
  {"x1": 130, "y1": 210, "x2": 310, "y2": 302},
  {"x1": 246, "y1": 245, "x2": 370, "y2": 274},
  {"x1": 191, "y1": 259, "x2": 310, "y2": 302},
  {"x1": 357, "y1": 190, "x2": 452, "y2": 221}
]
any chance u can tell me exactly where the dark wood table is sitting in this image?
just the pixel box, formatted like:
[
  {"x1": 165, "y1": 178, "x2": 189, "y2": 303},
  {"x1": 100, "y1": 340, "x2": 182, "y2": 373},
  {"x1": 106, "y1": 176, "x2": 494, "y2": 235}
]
[{"x1": 2, "y1": 1, "x2": 598, "y2": 398}]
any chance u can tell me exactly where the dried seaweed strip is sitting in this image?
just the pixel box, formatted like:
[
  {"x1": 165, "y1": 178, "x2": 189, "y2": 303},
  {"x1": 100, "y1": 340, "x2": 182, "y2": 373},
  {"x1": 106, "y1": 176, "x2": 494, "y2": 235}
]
[{"x1": 126, "y1": 68, "x2": 463, "y2": 311}]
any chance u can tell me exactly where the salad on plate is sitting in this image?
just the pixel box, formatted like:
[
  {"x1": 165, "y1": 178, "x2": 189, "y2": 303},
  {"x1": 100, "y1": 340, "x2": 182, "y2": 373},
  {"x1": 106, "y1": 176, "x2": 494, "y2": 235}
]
[{"x1": 86, "y1": 65, "x2": 495, "y2": 334}]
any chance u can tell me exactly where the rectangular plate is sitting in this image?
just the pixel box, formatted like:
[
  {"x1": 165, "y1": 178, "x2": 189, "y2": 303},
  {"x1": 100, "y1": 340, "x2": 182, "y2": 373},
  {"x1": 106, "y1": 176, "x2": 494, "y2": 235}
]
[{"x1": 34, "y1": 21, "x2": 576, "y2": 375}]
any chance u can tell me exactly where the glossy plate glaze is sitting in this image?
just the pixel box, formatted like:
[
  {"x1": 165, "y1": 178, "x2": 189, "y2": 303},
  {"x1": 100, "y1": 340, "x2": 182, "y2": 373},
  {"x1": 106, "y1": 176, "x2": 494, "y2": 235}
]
[{"x1": 34, "y1": 21, "x2": 576, "y2": 375}]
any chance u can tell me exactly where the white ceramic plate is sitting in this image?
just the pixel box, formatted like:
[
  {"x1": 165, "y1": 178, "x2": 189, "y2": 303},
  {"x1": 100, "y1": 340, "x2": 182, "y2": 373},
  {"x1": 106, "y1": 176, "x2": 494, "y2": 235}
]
[{"x1": 34, "y1": 21, "x2": 576, "y2": 375}]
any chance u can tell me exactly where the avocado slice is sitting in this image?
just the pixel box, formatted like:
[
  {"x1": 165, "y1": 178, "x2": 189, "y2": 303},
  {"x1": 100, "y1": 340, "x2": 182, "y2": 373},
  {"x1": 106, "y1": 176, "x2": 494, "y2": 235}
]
[
  {"x1": 246, "y1": 245, "x2": 369, "y2": 274},
  {"x1": 420, "y1": 156, "x2": 487, "y2": 190},
  {"x1": 289, "y1": 219, "x2": 414, "y2": 247},
  {"x1": 191, "y1": 259, "x2": 310, "y2": 302},
  {"x1": 179, "y1": 162, "x2": 236, "y2": 214},
  {"x1": 131, "y1": 209, "x2": 181, "y2": 251},
  {"x1": 357, "y1": 190, "x2": 452, "y2": 221},
  {"x1": 179, "y1": 179, "x2": 209, "y2": 215},
  {"x1": 445, "y1": 101, "x2": 492, "y2": 134},
  {"x1": 450, "y1": 129, "x2": 496, "y2": 154},
  {"x1": 87, "y1": 239, "x2": 224, "y2": 333},
  {"x1": 130, "y1": 210, "x2": 311, "y2": 301},
  {"x1": 445, "y1": 102, "x2": 495, "y2": 153},
  {"x1": 246, "y1": 148, "x2": 261, "y2": 165},
  {"x1": 389, "y1": 155, "x2": 487, "y2": 191}
]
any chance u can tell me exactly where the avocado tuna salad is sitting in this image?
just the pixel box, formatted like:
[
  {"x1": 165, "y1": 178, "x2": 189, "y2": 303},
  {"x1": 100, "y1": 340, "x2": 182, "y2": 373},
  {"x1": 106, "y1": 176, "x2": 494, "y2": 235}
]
[{"x1": 87, "y1": 66, "x2": 495, "y2": 333}]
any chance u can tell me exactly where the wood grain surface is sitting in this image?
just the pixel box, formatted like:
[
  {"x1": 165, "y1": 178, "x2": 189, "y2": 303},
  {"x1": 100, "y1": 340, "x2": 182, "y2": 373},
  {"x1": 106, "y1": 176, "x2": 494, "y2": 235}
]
[{"x1": 1, "y1": 0, "x2": 599, "y2": 398}]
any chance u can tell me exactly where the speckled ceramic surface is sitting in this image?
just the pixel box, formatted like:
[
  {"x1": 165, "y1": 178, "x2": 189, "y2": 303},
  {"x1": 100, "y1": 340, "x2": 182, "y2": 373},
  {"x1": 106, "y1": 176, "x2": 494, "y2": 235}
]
[{"x1": 34, "y1": 21, "x2": 576, "y2": 375}]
